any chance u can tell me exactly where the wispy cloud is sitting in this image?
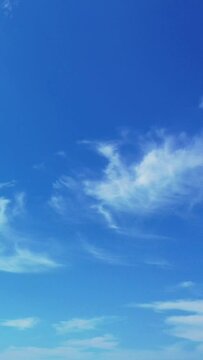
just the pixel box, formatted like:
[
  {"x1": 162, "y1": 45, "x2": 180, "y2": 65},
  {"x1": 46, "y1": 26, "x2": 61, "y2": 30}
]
[
  {"x1": 138, "y1": 299, "x2": 203, "y2": 313},
  {"x1": 92, "y1": 204, "x2": 119, "y2": 230},
  {"x1": 83, "y1": 242, "x2": 128, "y2": 266},
  {"x1": 83, "y1": 132, "x2": 203, "y2": 228},
  {"x1": 12, "y1": 192, "x2": 26, "y2": 217},
  {"x1": 0, "y1": 195, "x2": 61, "y2": 273},
  {"x1": 177, "y1": 281, "x2": 196, "y2": 289},
  {"x1": 0, "y1": 335, "x2": 118, "y2": 360},
  {"x1": 166, "y1": 281, "x2": 197, "y2": 294},
  {"x1": 0, "y1": 317, "x2": 39, "y2": 330},
  {"x1": 55, "y1": 151, "x2": 67, "y2": 158},
  {"x1": 144, "y1": 258, "x2": 172, "y2": 269},
  {"x1": 49, "y1": 175, "x2": 92, "y2": 223},
  {"x1": 0, "y1": 193, "x2": 26, "y2": 225},
  {"x1": 0, "y1": 180, "x2": 16, "y2": 189},
  {"x1": 33, "y1": 162, "x2": 45, "y2": 171},
  {"x1": 199, "y1": 96, "x2": 203, "y2": 109},
  {"x1": 0, "y1": 248, "x2": 60, "y2": 274},
  {"x1": 0, "y1": 197, "x2": 10, "y2": 226},
  {"x1": 54, "y1": 316, "x2": 116, "y2": 334},
  {"x1": 137, "y1": 298, "x2": 203, "y2": 342},
  {"x1": 64, "y1": 334, "x2": 118, "y2": 350},
  {"x1": 1, "y1": 0, "x2": 12, "y2": 11},
  {"x1": 49, "y1": 195, "x2": 67, "y2": 216},
  {"x1": 1, "y1": 340, "x2": 203, "y2": 360},
  {"x1": 1, "y1": 0, "x2": 16, "y2": 15}
]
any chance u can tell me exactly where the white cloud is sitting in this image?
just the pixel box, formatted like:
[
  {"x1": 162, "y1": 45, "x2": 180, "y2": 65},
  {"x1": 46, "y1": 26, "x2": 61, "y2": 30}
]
[
  {"x1": 54, "y1": 317, "x2": 107, "y2": 334},
  {"x1": 0, "y1": 248, "x2": 60, "y2": 274},
  {"x1": 0, "y1": 317, "x2": 39, "y2": 330},
  {"x1": 137, "y1": 299, "x2": 203, "y2": 342},
  {"x1": 92, "y1": 204, "x2": 118, "y2": 230},
  {"x1": 138, "y1": 299, "x2": 203, "y2": 313},
  {"x1": 166, "y1": 314, "x2": 203, "y2": 341},
  {"x1": 83, "y1": 132, "x2": 203, "y2": 227}
]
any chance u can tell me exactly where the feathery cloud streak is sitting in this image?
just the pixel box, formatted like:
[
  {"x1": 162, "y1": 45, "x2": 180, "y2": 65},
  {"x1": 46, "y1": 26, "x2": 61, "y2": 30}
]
[
  {"x1": 0, "y1": 195, "x2": 60, "y2": 273},
  {"x1": 84, "y1": 132, "x2": 203, "y2": 224},
  {"x1": 83, "y1": 242, "x2": 128, "y2": 266}
]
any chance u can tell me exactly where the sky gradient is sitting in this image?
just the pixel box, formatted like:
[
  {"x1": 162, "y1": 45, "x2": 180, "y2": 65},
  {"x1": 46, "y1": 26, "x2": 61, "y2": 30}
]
[{"x1": 1, "y1": 1, "x2": 203, "y2": 359}]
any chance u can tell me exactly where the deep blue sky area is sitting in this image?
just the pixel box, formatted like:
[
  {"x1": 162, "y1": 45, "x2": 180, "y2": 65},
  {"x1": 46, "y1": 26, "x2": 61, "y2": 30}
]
[{"x1": 0, "y1": 1, "x2": 203, "y2": 359}]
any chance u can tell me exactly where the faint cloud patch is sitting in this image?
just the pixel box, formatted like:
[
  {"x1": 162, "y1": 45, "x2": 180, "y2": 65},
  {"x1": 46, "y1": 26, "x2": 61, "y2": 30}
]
[
  {"x1": 54, "y1": 317, "x2": 107, "y2": 334},
  {"x1": 144, "y1": 258, "x2": 172, "y2": 269},
  {"x1": 55, "y1": 150, "x2": 67, "y2": 158},
  {"x1": 63, "y1": 334, "x2": 118, "y2": 350},
  {"x1": 199, "y1": 96, "x2": 203, "y2": 110},
  {"x1": 0, "y1": 180, "x2": 16, "y2": 190},
  {"x1": 0, "y1": 194, "x2": 61, "y2": 273},
  {"x1": 33, "y1": 162, "x2": 45, "y2": 171},
  {"x1": 1, "y1": 0, "x2": 17, "y2": 15},
  {"x1": 167, "y1": 281, "x2": 203, "y2": 297},
  {"x1": 178, "y1": 281, "x2": 196, "y2": 289},
  {"x1": 83, "y1": 241, "x2": 129, "y2": 266},
  {"x1": 0, "y1": 317, "x2": 39, "y2": 330}
]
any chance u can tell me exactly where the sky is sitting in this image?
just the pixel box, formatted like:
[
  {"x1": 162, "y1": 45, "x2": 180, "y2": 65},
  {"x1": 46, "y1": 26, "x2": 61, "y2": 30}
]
[{"x1": 1, "y1": 0, "x2": 203, "y2": 359}]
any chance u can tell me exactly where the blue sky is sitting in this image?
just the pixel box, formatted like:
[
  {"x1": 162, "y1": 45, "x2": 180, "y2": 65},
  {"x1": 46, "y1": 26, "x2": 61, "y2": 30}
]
[{"x1": 1, "y1": 0, "x2": 203, "y2": 359}]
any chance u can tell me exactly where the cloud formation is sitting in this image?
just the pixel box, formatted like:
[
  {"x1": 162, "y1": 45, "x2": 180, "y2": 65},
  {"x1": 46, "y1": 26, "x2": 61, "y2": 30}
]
[
  {"x1": 64, "y1": 334, "x2": 117, "y2": 350},
  {"x1": 138, "y1": 298, "x2": 203, "y2": 342},
  {"x1": 0, "y1": 181, "x2": 16, "y2": 190},
  {"x1": 54, "y1": 316, "x2": 112, "y2": 334},
  {"x1": 0, "y1": 248, "x2": 60, "y2": 274},
  {"x1": 0, "y1": 317, "x2": 39, "y2": 330},
  {"x1": 0, "y1": 195, "x2": 60, "y2": 274},
  {"x1": 0, "y1": 340, "x2": 203, "y2": 360},
  {"x1": 84, "y1": 132, "x2": 203, "y2": 227},
  {"x1": 1, "y1": 0, "x2": 15, "y2": 15}
]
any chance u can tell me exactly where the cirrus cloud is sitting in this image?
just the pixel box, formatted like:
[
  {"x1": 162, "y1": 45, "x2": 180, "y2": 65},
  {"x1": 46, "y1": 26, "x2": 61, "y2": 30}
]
[{"x1": 83, "y1": 132, "x2": 203, "y2": 228}]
